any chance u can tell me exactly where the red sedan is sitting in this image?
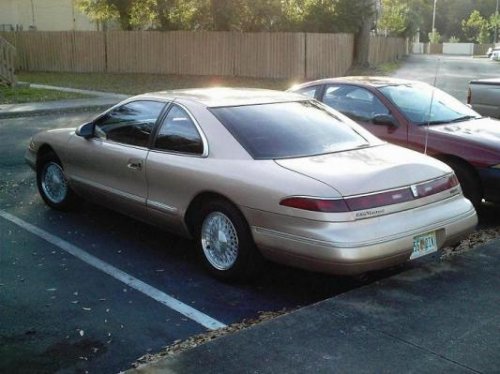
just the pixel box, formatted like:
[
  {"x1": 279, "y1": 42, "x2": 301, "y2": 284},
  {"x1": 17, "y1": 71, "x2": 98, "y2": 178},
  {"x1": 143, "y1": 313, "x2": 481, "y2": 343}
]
[{"x1": 289, "y1": 77, "x2": 500, "y2": 207}]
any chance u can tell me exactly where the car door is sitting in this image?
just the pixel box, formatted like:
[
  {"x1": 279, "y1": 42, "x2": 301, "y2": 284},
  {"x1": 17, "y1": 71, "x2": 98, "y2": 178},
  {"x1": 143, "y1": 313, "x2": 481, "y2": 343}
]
[
  {"x1": 145, "y1": 103, "x2": 207, "y2": 232},
  {"x1": 66, "y1": 100, "x2": 166, "y2": 216},
  {"x1": 321, "y1": 84, "x2": 408, "y2": 147}
]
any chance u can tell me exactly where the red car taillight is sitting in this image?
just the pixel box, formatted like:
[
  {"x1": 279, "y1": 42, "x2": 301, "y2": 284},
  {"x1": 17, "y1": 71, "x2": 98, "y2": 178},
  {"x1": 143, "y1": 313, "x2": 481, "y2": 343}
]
[
  {"x1": 345, "y1": 188, "x2": 414, "y2": 211},
  {"x1": 280, "y1": 175, "x2": 459, "y2": 213},
  {"x1": 280, "y1": 197, "x2": 350, "y2": 213},
  {"x1": 413, "y1": 174, "x2": 459, "y2": 198}
]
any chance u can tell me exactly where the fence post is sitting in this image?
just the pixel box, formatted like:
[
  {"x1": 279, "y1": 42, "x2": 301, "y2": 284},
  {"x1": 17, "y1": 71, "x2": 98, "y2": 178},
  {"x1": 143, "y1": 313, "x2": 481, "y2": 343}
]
[{"x1": 303, "y1": 32, "x2": 307, "y2": 79}]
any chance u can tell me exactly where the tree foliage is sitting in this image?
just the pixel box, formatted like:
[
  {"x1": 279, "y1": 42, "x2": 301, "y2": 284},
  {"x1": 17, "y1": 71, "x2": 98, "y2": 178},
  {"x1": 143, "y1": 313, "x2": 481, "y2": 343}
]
[
  {"x1": 77, "y1": 0, "x2": 120, "y2": 28},
  {"x1": 377, "y1": 0, "x2": 499, "y2": 42},
  {"x1": 462, "y1": 10, "x2": 491, "y2": 43},
  {"x1": 77, "y1": 0, "x2": 375, "y2": 33}
]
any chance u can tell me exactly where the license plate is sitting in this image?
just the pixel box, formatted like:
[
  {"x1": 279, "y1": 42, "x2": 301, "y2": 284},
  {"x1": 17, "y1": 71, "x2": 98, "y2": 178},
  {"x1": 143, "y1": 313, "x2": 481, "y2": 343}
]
[{"x1": 411, "y1": 231, "x2": 438, "y2": 260}]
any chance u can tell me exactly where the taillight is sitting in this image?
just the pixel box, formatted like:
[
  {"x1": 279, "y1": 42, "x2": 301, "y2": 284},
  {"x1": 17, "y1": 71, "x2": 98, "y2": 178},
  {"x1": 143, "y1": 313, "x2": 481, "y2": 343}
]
[
  {"x1": 413, "y1": 174, "x2": 459, "y2": 198},
  {"x1": 280, "y1": 197, "x2": 349, "y2": 213},
  {"x1": 346, "y1": 188, "x2": 414, "y2": 211},
  {"x1": 280, "y1": 175, "x2": 459, "y2": 213}
]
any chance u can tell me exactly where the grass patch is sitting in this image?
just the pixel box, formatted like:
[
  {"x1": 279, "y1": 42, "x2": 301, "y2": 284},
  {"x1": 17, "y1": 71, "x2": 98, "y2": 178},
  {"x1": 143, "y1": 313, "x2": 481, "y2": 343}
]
[
  {"x1": 17, "y1": 72, "x2": 294, "y2": 95},
  {"x1": 348, "y1": 59, "x2": 403, "y2": 76},
  {"x1": 0, "y1": 85, "x2": 90, "y2": 104}
]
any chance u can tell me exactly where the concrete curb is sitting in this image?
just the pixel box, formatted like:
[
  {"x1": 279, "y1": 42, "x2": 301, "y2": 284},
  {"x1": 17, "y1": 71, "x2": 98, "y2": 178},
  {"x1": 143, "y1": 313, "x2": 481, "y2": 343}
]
[
  {"x1": 0, "y1": 98, "x2": 121, "y2": 119},
  {"x1": 127, "y1": 242, "x2": 500, "y2": 373},
  {"x1": 0, "y1": 83, "x2": 129, "y2": 119},
  {"x1": 23, "y1": 82, "x2": 128, "y2": 100}
]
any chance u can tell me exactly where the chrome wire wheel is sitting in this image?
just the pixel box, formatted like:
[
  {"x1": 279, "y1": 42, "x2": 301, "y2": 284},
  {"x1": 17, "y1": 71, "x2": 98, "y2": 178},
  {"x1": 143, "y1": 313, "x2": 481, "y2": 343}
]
[
  {"x1": 41, "y1": 162, "x2": 68, "y2": 204},
  {"x1": 201, "y1": 212, "x2": 239, "y2": 271}
]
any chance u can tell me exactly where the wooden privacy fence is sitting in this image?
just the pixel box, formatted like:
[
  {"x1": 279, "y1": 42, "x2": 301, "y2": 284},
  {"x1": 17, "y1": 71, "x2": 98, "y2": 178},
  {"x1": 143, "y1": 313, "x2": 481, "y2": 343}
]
[
  {"x1": 0, "y1": 31, "x2": 405, "y2": 79},
  {"x1": 368, "y1": 36, "x2": 407, "y2": 65},
  {"x1": 0, "y1": 35, "x2": 16, "y2": 86},
  {"x1": 474, "y1": 43, "x2": 494, "y2": 56}
]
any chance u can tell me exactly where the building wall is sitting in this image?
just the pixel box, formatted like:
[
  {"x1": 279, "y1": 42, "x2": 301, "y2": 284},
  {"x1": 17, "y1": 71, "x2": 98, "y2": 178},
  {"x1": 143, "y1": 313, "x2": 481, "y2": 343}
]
[
  {"x1": 0, "y1": 0, "x2": 98, "y2": 31},
  {"x1": 442, "y1": 43, "x2": 475, "y2": 56}
]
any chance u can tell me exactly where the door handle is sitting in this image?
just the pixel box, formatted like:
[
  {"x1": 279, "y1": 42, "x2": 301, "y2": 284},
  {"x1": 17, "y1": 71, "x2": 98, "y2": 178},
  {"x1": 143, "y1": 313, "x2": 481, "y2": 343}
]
[{"x1": 127, "y1": 160, "x2": 143, "y2": 170}]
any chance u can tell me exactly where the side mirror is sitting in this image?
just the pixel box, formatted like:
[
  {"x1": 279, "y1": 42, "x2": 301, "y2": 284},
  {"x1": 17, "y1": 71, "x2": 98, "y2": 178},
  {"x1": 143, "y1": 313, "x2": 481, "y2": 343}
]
[
  {"x1": 76, "y1": 122, "x2": 94, "y2": 139},
  {"x1": 372, "y1": 114, "x2": 398, "y2": 127}
]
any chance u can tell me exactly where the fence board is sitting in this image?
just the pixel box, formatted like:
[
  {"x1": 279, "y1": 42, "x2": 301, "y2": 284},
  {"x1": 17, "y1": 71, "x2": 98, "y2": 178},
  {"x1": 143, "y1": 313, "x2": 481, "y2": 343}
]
[
  {"x1": 235, "y1": 33, "x2": 305, "y2": 79},
  {"x1": 368, "y1": 36, "x2": 406, "y2": 65},
  {"x1": 474, "y1": 43, "x2": 494, "y2": 56},
  {"x1": 306, "y1": 33, "x2": 354, "y2": 79}
]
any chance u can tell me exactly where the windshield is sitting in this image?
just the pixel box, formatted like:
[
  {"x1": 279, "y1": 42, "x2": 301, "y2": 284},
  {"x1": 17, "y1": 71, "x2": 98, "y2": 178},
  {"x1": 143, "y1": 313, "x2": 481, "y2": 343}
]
[
  {"x1": 211, "y1": 101, "x2": 371, "y2": 159},
  {"x1": 379, "y1": 83, "x2": 481, "y2": 125}
]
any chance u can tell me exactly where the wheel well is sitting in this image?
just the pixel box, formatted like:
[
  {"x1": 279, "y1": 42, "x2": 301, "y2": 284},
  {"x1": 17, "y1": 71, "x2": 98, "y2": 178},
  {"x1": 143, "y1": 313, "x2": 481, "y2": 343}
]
[
  {"x1": 36, "y1": 144, "x2": 57, "y2": 169},
  {"x1": 434, "y1": 154, "x2": 483, "y2": 192},
  {"x1": 184, "y1": 192, "x2": 241, "y2": 236}
]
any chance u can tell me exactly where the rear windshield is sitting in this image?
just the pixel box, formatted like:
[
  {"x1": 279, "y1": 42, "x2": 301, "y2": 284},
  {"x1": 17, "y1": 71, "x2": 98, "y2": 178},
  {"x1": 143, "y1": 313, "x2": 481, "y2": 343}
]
[{"x1": 211, "y1": 101, "x2": 369, "y2": 159}]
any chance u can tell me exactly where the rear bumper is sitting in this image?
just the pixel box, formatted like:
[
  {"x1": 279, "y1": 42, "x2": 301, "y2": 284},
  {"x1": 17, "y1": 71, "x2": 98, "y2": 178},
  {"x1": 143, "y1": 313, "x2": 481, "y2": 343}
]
[
  {"x1": 247, "y1": 196, "x2": 477, "y2": 275},
  {"x1": 478, "y1": 167, "x2": 500, "y2": 203}
]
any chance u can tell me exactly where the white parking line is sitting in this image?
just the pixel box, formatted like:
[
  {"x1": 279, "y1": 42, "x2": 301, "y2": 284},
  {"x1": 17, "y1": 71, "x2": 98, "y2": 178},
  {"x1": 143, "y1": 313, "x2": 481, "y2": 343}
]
[{"x1": 0, "y1": 210, "x2": 226, "y2": 330}]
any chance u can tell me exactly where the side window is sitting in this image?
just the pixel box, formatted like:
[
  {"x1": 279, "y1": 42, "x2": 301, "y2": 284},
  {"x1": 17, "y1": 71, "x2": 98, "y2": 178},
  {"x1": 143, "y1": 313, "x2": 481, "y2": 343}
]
[
  {"x1": 154, "y1": 105, "x2": 204, "y2": 155},
  {"x1": 94, "y1": 100, "x2": 165, "y2": 147},
  {"x1": 295, "y1": 86, "x2": 319, "y2": 99},
  {"x1": 323, "y1": 85, "x2": 389, "y2": 122}
]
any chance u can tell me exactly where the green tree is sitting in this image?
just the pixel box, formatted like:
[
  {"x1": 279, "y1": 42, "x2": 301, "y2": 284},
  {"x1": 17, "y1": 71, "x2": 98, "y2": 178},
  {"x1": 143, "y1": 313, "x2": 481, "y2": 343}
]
[
  {"x1": 490, "y1": 11, "x2": 500, "y2": 42},
  {"x1": 379, "y1": 0, "x2": 409, "y2": 35},
  {"x1": 77, "y1": 0, "x2": 380, "y2": 35},
  {"x1": 76, "y1": 0, "x2": 120, "y2": 29},
  {"x1": 377, "y1": 0, "x2": 432, "y2": 39},
  {"x1": 129, "y1": 0, "x2": 158, "y2": 29},
  {"x1": 462, "y1": 10, "x2": 490, "y2": 42},
  {"x1": 428, "y1": 29, "x2": 441, "y2": 43}
]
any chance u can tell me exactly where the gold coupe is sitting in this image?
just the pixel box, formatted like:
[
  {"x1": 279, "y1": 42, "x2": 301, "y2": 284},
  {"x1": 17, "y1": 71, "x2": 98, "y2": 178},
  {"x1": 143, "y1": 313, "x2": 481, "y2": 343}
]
[{"x1": 26, "y1": 88, "x2": 477, "y2": 280}]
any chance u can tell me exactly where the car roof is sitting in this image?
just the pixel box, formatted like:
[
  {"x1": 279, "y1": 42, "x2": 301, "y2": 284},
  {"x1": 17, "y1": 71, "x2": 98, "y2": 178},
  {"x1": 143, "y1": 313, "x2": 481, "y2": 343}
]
[
  {"x1": 132, "y1": 88, "x2": 307, "y2": 108},
  {"x1": 292, "y1": 76, "x2": 422, "y2": 89}
]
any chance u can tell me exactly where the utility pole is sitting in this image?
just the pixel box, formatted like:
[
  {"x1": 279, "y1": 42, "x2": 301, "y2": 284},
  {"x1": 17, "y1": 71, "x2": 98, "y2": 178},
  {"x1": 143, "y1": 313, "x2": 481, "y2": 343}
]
[
  {"x1": 30, "y1": 0, "x2": 36, "y2": 28},
  {"x1": 495, "y1": 0, "x2": 499, "y2": 44},
  {"x1": 432, "y1": 0, "x2": 437, "y2": 33}
]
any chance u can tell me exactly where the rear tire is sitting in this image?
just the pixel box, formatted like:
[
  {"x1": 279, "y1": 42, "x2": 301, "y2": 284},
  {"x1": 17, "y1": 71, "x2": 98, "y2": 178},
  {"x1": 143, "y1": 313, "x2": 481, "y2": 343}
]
[
  {"x1": 445, "y1": 159, "x2": 482, "y2": 209},
  {"x1": 196, "y1": 199, "x2": 259, "y2": 281},
  {"x1": 36, "y1": 152, "x2": 79, "y2": 210}
]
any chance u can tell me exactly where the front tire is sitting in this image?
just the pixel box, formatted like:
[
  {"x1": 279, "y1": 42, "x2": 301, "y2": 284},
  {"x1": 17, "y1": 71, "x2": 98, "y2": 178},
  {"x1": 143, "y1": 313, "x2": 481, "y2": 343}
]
[
  {"x1": 36, "y1": 152, "x2": 79, "y2": 210},
  {"x1": 196, "y1": 199, "x2": 259, "y2": 280}
]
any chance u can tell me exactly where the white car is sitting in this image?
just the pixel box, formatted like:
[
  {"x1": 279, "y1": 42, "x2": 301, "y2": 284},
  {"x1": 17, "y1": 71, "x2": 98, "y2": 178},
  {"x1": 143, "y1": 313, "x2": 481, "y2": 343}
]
[{"x1": 490, "y1": 49, "x2": 500, "y2": 61}]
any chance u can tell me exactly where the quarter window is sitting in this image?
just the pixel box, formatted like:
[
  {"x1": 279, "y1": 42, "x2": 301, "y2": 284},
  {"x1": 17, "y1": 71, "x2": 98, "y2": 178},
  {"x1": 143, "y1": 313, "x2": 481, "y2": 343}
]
[
  {"x1": 323, "y1": 85, "x2": 389, "y2": 122},
  {"x1": 94, "y1": 100, "x2": 165, "y2": 147},
  {"x1": 154, "y1": 105, "x2": 204, "y2": 155},
  {"x1": 295, "y1": 86, "x2": 319, "y2": 99}
]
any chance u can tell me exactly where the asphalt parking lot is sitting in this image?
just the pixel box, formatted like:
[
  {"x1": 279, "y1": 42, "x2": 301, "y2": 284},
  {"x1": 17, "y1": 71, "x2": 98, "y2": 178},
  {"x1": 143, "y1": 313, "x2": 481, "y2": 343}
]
[
  {"x1": 1, "y1": 55, "x2": 499, "y2": 373},
  {"x1": 1, "y1": 112, "x2": 413, "y2": 372}
]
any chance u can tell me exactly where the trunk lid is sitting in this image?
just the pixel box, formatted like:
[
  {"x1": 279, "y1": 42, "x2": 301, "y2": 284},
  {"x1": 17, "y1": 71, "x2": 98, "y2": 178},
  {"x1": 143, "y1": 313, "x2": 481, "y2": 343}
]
[{"x1": 275, "y1": 144, "x2": 449, "y2": 197}]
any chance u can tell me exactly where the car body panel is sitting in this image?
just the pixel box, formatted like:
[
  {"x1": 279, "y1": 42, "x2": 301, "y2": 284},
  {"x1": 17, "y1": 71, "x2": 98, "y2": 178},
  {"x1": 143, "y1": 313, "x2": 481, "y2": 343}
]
[
  {"x1": 245, "y1": 195, "x2": 476, "y2": 274},
  {"x1": 468, "y1": 78, "x2": 500, "y2": 119},
  {"x1": 276, "y1": 143, "x2": 450, "y2": 196}
]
